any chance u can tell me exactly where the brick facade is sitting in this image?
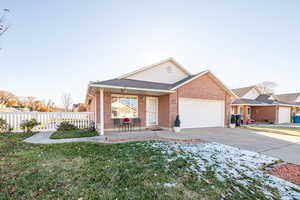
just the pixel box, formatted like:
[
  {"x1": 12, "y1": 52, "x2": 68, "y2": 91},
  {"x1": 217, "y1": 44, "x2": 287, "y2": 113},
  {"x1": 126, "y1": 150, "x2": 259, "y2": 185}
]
[
  {"x1": 176, "y1": 73, "x2": 231, "y2": 126},
  {"x1": 251, "y1": 106, "x2": 277, "y2": 123},
  {"x1": 158, "y1": 94, "x2": 170, "y2": 128},
  {"x1": 87, "y1": 73, "x2": 233, "y2": 130}
]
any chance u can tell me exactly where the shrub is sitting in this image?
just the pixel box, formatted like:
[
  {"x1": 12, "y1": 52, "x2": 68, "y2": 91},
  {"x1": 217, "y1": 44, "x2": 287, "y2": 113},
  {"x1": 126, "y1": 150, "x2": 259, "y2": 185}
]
[
  {"x1": 0, "y1": 118, "x2": 11, "y2": 133},
  {"x1": 88, "y1": 121, "x2": 96, "y2": 132},
  {"x1": 20, "y1": 119, "x2": 40, "y2": 133},
  {"x1": 57, "y1": 121, "x2": 78, "y2": 131}
]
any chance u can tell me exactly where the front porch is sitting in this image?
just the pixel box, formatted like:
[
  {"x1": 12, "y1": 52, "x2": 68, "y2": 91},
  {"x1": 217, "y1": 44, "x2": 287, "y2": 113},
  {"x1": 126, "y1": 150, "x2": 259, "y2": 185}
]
[
  {"x1": 86, "y1": 86, "x2": 177, "y2": 135},
  {"x1": 232, "y1": 105, "x2": 277, "y2": 124}
]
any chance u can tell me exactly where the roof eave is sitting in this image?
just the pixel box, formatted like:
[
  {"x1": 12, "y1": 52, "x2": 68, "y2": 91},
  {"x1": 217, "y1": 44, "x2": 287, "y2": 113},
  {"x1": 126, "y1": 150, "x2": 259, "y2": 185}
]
[
  {"x1": 231, "y1": 103, "x2": 296, "y2": 107},
  {"x1": 88, "y1": 84, "x2": 175, "y2": 93}
]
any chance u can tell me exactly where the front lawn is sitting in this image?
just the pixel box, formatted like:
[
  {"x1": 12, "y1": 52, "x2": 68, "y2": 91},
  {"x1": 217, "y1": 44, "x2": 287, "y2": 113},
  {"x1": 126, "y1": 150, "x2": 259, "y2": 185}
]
[
  {"x1": 243, "y1": 126, "x2": 300, "y2": 137},
  {"x1": 50, "y1": 129, "x2": 98, "y2": 139},
  {"x1": 0, "y1": 133, "x2": 300, "y2": 199}
]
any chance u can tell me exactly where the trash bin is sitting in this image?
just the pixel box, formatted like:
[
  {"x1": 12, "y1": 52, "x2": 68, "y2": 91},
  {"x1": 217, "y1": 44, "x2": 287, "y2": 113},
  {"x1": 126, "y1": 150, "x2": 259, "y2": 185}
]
[
  {"x1": 293, "y1": 115, "x2": 300, "y2": 123},
  {"x1": 235, "y1": 114, "x2": 241, "y2": 127}
]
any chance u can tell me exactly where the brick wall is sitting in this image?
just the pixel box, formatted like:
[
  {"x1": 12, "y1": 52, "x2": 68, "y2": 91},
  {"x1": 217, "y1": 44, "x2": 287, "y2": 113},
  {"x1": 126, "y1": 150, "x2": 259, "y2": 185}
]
[
  {"x1": 175, "y1": 73, "x2": 231, "y2": 126},
  {"x1": 251, "y1": 106, "x2": 277, "y2": 123},
  {"x1": 87, "y1": 92, "x2": 99, "y2": 123},
  {"x1": 158, "y1": 94, "x2": 170, "y2": 128},
  {"x1": 169, "y1": 92, "x2": 178, "y2": 128}
]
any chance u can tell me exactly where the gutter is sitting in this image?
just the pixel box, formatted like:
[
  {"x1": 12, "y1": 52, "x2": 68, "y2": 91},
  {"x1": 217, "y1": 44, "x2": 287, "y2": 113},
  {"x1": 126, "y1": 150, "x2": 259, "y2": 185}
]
[
  {"x1": 231, "y1": 104, "x2": 295, "y2": 107},
  {"x1": 88, "y1": 84, "x2": 175, "y2": 93}
]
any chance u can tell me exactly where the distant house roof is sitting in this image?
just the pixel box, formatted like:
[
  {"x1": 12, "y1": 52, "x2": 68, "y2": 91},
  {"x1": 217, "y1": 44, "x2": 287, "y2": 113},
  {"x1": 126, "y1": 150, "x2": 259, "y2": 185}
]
[
  {"x1": 233, "y1": 98, "x2": 267, "y2": 105},
  {"x1": 232, "y1": 86, "x2": 259, "y2": 97},
  {"x1": 232, "y1": 94, "x2": 295, "y2": 106},
  {"x1": 276, "y1": 93, "x2": 300, "y2": 104}
]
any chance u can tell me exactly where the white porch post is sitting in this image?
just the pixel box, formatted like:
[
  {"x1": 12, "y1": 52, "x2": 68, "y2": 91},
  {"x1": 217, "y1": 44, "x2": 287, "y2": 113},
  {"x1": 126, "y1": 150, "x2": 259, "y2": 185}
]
[{"x1": 99, "y1": 89, "x2": 104, "y2": 135}]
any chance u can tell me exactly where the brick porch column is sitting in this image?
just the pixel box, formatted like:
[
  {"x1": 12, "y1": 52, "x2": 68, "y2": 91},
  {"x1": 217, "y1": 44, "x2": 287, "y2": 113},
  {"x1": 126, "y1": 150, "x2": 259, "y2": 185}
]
[{"x1": 243, "y1": 105, "x2": 249, "y2": 124}]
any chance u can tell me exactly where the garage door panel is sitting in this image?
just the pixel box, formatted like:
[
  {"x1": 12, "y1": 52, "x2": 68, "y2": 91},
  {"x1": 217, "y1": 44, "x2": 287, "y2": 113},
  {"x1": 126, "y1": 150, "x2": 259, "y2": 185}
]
[
  {"x1": 179, "y1": 98, "x2": 225, "y2": 128},
  {"x1": 278, "y1": 107, "x2": 291, "y2": 124}
]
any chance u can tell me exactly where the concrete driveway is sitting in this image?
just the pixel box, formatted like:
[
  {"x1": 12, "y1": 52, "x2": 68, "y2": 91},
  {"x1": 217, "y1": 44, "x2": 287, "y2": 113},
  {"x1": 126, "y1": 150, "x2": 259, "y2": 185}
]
[
  {"x1": 160, "y1": 127, "x2": 300, "y2": 165},
  {"x1": 25, "y1": 127, "x2": 300, "y2": 165}
]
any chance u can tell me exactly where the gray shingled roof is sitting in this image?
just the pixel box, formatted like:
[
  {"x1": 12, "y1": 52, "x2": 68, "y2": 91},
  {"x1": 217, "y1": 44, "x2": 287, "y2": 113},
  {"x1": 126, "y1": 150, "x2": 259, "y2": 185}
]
[
  {"x1": 232, "y1": 94, "x2": 294, "y2": 106},
  {"x1": 92, "y1": 78, "x2": 172, "y2": 90},
  {"x1": 232, "y1": 98, "x2": 267, "y2": 105},
  {"x1": 91, "y1": 73, "x2": 201, "y2": 91},
  {"x1": 255, "y1": 94, "x2": 272, "y2": 102}
]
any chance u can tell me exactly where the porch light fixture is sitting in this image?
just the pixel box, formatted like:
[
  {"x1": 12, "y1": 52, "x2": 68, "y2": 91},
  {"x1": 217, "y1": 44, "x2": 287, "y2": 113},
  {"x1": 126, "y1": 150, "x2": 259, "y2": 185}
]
[{"x1": 121, "y1": 88, "x2": 128, "y2": 94}]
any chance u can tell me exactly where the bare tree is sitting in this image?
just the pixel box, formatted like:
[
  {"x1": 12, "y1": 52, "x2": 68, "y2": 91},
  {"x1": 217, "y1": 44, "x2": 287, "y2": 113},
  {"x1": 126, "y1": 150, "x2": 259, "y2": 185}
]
[
  {"x1": 61, "y1": 93, "x2": 73, "y2": 112},
  {"x1": 256, "y1": 81, "x2": 278, "y2": 94},
  {"x1": 0, "y1": 9, "x2": 10, "y2": 37},
  {"x1": 46, "y1": 99, "x2": 55, "y2": 111},
  {"x1": 26, "y1": 96, "x2": 36, "y2": 111}
]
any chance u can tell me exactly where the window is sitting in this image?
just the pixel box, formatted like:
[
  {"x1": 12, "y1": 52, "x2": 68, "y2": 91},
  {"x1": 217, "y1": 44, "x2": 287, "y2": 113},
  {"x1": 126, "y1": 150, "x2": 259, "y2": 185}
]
[{"x1": 111, "y1": 95, "x2": 138, "y2": 118}]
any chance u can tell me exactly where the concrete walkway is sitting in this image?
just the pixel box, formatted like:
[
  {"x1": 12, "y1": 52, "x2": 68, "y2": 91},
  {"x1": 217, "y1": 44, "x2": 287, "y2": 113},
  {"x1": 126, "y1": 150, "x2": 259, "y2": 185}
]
[
  {"x1": 24, "y1": 130, "x2": 173, "y2": 144},
  {"x1": 24, "y1": 128, "x2": 300, "y2": 165}
]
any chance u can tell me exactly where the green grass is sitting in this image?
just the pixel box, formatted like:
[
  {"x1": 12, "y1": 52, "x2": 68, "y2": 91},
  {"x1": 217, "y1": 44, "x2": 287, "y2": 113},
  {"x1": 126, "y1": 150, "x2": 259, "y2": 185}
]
[
  {"x1": 50, "y1": 129, "x2": 99, "y2": 139},
  {"x1": 0, "y1": 133, "x2": 290, "y2": 199},
  {"x1": 242, "y1": 126, "x2": 300, "y2": 137}
]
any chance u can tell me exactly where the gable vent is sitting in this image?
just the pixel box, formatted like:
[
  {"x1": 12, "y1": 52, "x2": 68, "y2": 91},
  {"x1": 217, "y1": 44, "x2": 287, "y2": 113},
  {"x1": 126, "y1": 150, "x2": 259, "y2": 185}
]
[{"x1": 166, "y1": 66, "x2": 172, "y2": 73}]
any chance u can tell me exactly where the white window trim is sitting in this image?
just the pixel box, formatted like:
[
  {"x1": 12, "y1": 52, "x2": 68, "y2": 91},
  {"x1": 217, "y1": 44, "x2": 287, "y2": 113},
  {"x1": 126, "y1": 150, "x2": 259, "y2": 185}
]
[{"x1": 111, "y1": 94, "x2": 139, "y2": 118}]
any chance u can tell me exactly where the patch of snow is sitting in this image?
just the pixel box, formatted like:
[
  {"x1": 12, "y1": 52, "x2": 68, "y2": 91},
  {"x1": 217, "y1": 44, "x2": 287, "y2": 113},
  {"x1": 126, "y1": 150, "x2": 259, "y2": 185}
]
[
  {"x1": 164, "y1": 183, "x2": 177, "y2": 188},
  {"x1": 147, "y1": 141, "x2": 300, "y2": 200}
]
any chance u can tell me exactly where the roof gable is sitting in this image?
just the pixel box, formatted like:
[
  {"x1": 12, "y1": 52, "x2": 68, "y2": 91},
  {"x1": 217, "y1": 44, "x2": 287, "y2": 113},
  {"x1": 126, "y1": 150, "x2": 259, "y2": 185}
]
[
  {"x1": 232, "y1": 86, "x2": 261, "y2": 98},
  {"x1": 172, "y1": 70, "x2": 238, "y2": 98},
  {"x1": 119, "y1": 58, "x2": 190, "y2": 84},
  {"x1": 243, "y1": 88, "x2": 260, "y2": 99},
  {"x1": 276, "y1": 93, "x2": 300, "y2": 103}
]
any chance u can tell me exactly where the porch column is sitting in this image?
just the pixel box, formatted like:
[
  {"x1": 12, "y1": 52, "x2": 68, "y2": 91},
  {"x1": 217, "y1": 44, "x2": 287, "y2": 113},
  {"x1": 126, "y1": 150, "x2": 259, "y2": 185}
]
[
  {"x1": 99, "y1": 89, "x2": 104, "y2": 135},
  {"x1": 237, "y1": 106, "x2": 241, "y2": 114},
  {"x1": 243, "y1": 105, "x2": 249, "y2": 124}
]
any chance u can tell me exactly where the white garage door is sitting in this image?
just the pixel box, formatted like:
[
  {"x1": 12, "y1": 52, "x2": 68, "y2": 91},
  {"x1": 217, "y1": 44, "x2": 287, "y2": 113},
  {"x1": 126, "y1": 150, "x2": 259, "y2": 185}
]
[
  {"x1": 278, "y1": 107, "x2": 291, "y2": 124},
  {"x1": 178, "y1": 98, "x2": 225, "y2": 128}
]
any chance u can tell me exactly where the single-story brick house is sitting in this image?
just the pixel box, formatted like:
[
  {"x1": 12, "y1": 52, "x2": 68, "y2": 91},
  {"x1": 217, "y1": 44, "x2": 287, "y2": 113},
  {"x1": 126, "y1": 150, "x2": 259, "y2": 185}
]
[
  {"x1": 231, "y1": 86, "x2": 300, "y2": 124},
  {"x1": 276, "y1": 93, "x2": 300, "y2": 108},
  {"x1": 86, "y1": 58, "x2": 236, "y2": 135}
]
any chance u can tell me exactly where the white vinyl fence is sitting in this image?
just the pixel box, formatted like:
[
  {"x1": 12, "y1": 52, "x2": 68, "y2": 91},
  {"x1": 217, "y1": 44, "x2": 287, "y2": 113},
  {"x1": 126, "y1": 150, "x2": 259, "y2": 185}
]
[{"x1": 0, "y1": 112, "x2": 95, "y2": 132}]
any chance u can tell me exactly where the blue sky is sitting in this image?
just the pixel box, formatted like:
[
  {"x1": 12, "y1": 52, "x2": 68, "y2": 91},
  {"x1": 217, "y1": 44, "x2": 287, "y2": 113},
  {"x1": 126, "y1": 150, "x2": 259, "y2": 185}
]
[{"x1": 1, "y1": 0, "x2": 300, "y2": 106}]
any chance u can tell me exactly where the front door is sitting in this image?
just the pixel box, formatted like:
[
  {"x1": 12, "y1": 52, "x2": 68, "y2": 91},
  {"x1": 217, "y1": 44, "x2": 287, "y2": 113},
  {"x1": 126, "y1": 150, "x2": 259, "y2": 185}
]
[{"x1": 146, "y1": 97, "x2": 158, "y2": 126}]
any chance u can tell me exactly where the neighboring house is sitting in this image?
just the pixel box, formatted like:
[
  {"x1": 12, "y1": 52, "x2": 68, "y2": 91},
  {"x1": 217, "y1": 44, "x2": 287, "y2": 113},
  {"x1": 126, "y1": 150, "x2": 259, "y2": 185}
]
[
  {"x1": 86, "y1": 58, "x2": 236, "y2": 135},
  {"x1": 0, "y1": 104, "x2": 29, "y2": 112},
  {"x1": 276, "y1": 93, "x2": 300, "y2": 107},
  {"x1": 72, "y1": 103, "x2": 87, "y2": 112},
  {"x1": 231, "y1": 86, "x2": 298, "y2": 124}
]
